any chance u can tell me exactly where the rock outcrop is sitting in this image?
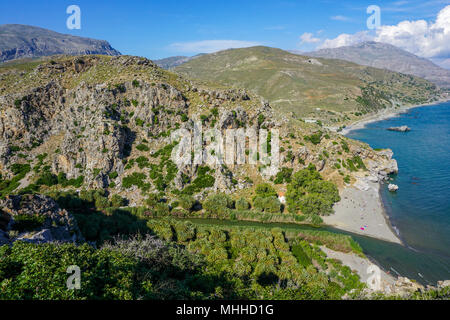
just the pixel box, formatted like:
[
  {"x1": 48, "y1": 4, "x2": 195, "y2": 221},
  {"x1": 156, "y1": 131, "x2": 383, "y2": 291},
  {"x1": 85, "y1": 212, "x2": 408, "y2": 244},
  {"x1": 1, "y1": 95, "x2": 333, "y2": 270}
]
[
  {"x1": 0, "y1": 194, "x2": 83, "y2": 244},
  {"x1": 388, "y1": 184, "x2": 399, "y2": 192},
  {"x1": 388, "y1": 126, "x2": 410, "y2": 132}
]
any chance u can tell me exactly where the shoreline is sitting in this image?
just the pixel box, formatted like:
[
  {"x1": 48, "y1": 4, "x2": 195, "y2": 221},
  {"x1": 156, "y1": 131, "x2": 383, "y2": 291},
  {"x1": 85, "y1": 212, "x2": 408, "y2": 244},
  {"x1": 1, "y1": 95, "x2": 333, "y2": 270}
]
[
  {"x1": 323, "y1": 180, "x2": 402, "y2": 244},
  {"x1": 340, "y1": 97, "x2": 450, "y2": 135},
  {"x1": 324, "y1": 98, "x2": 450, "y2": 244}
]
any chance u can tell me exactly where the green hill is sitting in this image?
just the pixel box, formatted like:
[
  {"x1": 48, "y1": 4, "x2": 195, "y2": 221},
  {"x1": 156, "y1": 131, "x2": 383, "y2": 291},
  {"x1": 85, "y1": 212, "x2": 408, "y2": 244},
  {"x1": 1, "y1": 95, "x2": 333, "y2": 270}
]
[{"x1": 174, "y1": 46, "x2": 442, "y2": 122}]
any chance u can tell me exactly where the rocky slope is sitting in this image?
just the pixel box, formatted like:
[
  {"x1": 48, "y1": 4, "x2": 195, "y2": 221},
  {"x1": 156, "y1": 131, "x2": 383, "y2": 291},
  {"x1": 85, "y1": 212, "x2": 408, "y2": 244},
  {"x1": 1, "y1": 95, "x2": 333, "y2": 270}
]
[
  {"x1": 0, "y1": 194, "x2": 83, "y2": 245},
  {"x1": 0, "y1": 24, "x2": 120, "y2": 63},
  {"x1": 0, "y1": 54, "x2": 398, "y2": 206},
  {"x1": 0, "y1": 54, "x2": 447, "y2": 297},
  {"x1": 304, "y1": 42, "x2": 450, "y2": 89},
  {"x1": 174, "y1": 46, "x2": 444, "y2": 123}
]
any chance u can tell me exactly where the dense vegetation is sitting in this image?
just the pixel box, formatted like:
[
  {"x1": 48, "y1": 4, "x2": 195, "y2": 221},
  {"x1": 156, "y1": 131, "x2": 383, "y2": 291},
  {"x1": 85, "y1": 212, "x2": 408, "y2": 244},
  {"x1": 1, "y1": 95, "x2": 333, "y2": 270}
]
[
  {"x1": 286, "y1": 164, "x2": 340, "y2": 218},
  {"x1": 0, "y1": 216, "x2": 367, "y2": 299}
]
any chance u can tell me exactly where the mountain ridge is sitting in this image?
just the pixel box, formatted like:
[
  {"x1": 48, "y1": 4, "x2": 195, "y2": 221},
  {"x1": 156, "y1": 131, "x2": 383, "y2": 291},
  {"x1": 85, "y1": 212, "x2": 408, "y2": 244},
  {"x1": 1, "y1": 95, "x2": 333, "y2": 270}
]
[
  {"x1": 154, "y1": 54, "x2": 205, "y2": 69},
  {"x1": 304, "y1": 41, "x2": 450, "y2": 89},
  {"x1": 174, "y1": 46, "x2": 443, "y2": 123},
  {"x1": 0, "y1": 24, "x2": 121, "y2": 63}
]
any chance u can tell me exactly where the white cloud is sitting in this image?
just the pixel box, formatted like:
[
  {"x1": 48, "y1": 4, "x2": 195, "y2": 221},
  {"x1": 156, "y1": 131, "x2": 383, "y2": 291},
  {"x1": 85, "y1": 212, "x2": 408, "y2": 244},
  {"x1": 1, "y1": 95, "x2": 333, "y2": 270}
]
[
  {"x1": 375, "y1": 5, "x2": 450, "y2": 58},
  {"x1": 299, "y1": 32, "x2": 321, "y2": 44},
  {"x1": 168, "y1": 40, "x2": 261, "y2": 54},
  {"x1": 318, "y1": 5, "x2": 450, "y2": 60},
  {"x1": 331, "y1": 15, "x2": 351, "y2": 22},
  {"x1": 318, "y1": 31, "x2": 372, "y2": 49}
]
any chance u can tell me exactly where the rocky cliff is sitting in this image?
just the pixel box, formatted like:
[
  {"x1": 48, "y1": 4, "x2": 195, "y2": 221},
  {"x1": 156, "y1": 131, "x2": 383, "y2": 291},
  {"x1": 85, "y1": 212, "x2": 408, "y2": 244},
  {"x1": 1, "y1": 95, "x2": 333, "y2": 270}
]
[{"x1": 0, "y1": 54, "x2": 399, "y2": 207}]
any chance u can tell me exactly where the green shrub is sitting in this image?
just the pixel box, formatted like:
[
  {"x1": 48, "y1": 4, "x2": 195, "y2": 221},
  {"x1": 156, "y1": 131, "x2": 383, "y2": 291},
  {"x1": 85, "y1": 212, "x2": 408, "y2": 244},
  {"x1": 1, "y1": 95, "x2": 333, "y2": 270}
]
[
  {"x1": 36, "y1": 171, "x2": 58, "y2": 187},
  {"x1": 108, "y1": 171, "x2": 118, "y2": 180},
  {"x1": 203, "y1": 193, "x2": 234, "y2": 218},
  {"x1": 178, "y1": 195, "x2": 196, "y2": 211},
  {"x1": 122, "y1": 172, "x2": 147, "y2": 190},
  {"x1": 291, "y1": 244, "x2": 312, "y2": 267},
  {"x1": 254, "y1": 183, "x2": 277, "y2": 199},
  {"x1": 136, "y1": 144, "x2": 149, "y2": 152},
  {"x1": 274, "y1": 167, "x2": 293, "y2": 184},
  {"x1": 235, "y1": 197, "x2": 250, "y2": 211},
  {"x1": 111, "y1": 194, "x2": 127, "y2": 207},
  {"x1": 304, "y1": 131, "x2": 322, "y2": 145},
  {"x1": 12, "y1": 214, "x2": 46, "y2": 233},
  {"x1": 253, "y1": 196, "x2": 281, "y2": 214},
  {"x1": 135, "y1": 118, "x2": 144, "y2": 127},
  {"x1": 286, "y1": 164, "x2": 340, "y2": 217}
]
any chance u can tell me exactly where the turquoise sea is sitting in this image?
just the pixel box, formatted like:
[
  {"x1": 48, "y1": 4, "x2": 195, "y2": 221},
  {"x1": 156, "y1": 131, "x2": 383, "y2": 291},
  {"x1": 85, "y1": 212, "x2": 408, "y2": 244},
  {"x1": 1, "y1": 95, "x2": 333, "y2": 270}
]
[{"x1": 346, "y1": 102, "x2": 450, "y2": 284}]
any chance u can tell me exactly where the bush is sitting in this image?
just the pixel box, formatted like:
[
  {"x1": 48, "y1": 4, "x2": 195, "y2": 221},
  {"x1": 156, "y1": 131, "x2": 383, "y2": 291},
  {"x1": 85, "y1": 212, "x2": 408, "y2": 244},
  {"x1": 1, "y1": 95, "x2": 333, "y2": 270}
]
[
  {"x1": 136, "y1": 144, "x2": 149, "y2": 152},
  {"x1": 11, "y1": 214, "x2": 46, "y2": 233},
  {"x1": 299, "y1": 193, "x2": 334, "y2": 216},
  {"x1": 122, "y1": 172, "x2": 147, "y2": 190},
  {"x1": 111, "y1": 194, "x2": 127, "y2": 207},
  {"x1": 253, "y1": 196, "x2": 281, "y2": 214},
  {"x1": 286, "y1": 165, "x2": 340, "y2": 217},
  {"x1": 304, "y1": 131, "x2": 322, "y2": 145},
  {"x1": 274, "y1": 167, "x2": 293, "y2": 184},
  {"x1": 36, "y1": 171, "x2": 58, "y2": 187},
  {"x1": 254, "y1": 183, "x2": 277, "y2": 199},
  {"x1": 181, "y1": 166, "x2": 215, "y2": 195},
  {"x1": 109, "y1": 171, "x2": 118, "y2": 180},
  {"x1": 178, "y1": 195, "x2": 196, "y2": 211},
  {"x1": 235, "y1": 197, "x2": 250, "y2": 211},
  {"x1": 203, "y1": 193, "x2": 234, "y2": 218}
]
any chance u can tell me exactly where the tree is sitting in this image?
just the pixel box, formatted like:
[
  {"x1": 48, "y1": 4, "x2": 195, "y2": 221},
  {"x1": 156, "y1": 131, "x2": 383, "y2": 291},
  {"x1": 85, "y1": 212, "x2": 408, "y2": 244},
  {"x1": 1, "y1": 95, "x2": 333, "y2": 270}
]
[
  {"x1": 286, "y1": 165, "x2": 340, "y2": 216},
  {"x1": 203, "y1": 193, "x2": 234, "y2": 218},
  {"x1": 235, "y1": 197, "x2": 250, "y2": 211},
  {"x1": 253, "y1": 196, "x2": 281, "y2": 214},
  {"x1": 254, "y1": 183, "x2": 277, "y2": 200}
]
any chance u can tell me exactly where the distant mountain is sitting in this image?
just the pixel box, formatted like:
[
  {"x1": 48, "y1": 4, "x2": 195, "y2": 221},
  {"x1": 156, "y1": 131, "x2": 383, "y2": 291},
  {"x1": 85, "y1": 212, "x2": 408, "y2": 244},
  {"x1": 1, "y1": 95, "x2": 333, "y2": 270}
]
[
  {"x1": 154, "y1": 54, "x2": 205, "y2": 70},
  {"x1": 0, "y1": 24, "x2": 120, "y2": 63},
  {"x1": 304, "y1": 42, "x2": 450, "y2": 89},
  {"x1": 175, "y1": 46, "x2": 442, "y2": 118}
]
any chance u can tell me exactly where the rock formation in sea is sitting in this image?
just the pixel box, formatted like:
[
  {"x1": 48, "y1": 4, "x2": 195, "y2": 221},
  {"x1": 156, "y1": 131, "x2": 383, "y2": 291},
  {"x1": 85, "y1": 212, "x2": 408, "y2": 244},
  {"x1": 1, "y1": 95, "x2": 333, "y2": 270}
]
[{"x1": 388, "y1": 126, "x2": 411, "y2": 132}]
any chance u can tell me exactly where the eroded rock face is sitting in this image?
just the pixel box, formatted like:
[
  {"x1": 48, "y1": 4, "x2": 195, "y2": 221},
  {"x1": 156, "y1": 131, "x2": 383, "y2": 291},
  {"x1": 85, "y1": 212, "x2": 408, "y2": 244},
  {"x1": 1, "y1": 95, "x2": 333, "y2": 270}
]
[
  {"x1": 0, "y1": 194, "x2": 83, "y2": 244},
  {"x1": 367, "y1": 149, "x2": 399, "y2": 181}
]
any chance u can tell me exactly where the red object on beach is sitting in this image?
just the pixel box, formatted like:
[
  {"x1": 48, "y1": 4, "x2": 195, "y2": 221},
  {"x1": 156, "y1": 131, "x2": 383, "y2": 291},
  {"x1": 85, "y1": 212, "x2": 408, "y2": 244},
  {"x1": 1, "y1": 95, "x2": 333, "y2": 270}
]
[{"x1": 360, "y1": 227, "x2": 365, "y2": 231}]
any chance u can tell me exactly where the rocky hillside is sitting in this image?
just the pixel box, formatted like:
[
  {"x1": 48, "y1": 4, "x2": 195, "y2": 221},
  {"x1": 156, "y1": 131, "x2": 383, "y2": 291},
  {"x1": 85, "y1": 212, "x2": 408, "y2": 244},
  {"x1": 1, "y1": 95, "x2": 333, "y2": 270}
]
[
  {"x1": 0, "y1": 24, "x2": 120, "y2": 63},
  {"x1": 305, "y1": 42, "x2": 450, "y2": 89},
  {"x1": 174, "y1": 46, "x2": 444, "y2": 124},
  {"x1": 0, "y1": 194, "x2": 83, "y2": 245},
  {"x1": 0, "y1": 54, "x2": 397, "y2": 209}
]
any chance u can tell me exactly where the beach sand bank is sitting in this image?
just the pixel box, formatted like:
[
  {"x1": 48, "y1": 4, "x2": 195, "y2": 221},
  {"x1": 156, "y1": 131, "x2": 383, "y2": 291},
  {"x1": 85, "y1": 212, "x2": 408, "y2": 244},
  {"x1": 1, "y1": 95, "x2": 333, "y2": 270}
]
[
  {"x1": 321, "y1": 246, "x2": 396, "y2": 287},
  {"x1": 324, "y1": 181, "x2": 402, "y2": 244},
  {"x1": 325, "y1": 98, "x2": 450, "y2": 244}
]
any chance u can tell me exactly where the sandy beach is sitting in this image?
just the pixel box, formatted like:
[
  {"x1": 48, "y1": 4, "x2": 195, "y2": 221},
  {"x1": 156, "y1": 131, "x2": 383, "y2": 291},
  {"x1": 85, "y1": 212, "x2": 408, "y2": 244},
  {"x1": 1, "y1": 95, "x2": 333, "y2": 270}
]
[
  {"x1": 324, "y1": 179, "x2": 402, "y2": 244},
  {"x1": 324, "y1": 98, "x2": 450, "y2": 244},
  {"x1": 321, "y1": 246, "x2": 396, "y2": 287}
]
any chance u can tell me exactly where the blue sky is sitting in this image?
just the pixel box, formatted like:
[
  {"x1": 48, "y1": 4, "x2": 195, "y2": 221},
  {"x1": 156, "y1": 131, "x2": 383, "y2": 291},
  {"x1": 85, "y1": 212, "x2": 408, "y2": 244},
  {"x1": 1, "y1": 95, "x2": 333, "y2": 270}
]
[{"x1": 0, "y1": 0, "x2": 449, "y2": 63}]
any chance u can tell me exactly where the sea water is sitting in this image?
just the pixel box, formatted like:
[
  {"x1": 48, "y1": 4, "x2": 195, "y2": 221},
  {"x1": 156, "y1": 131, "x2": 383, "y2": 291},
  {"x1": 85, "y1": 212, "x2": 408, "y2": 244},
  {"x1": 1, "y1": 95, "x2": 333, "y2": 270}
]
[{"x1": 346, "y1": 102, "x2": 450, "y2": 284}]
